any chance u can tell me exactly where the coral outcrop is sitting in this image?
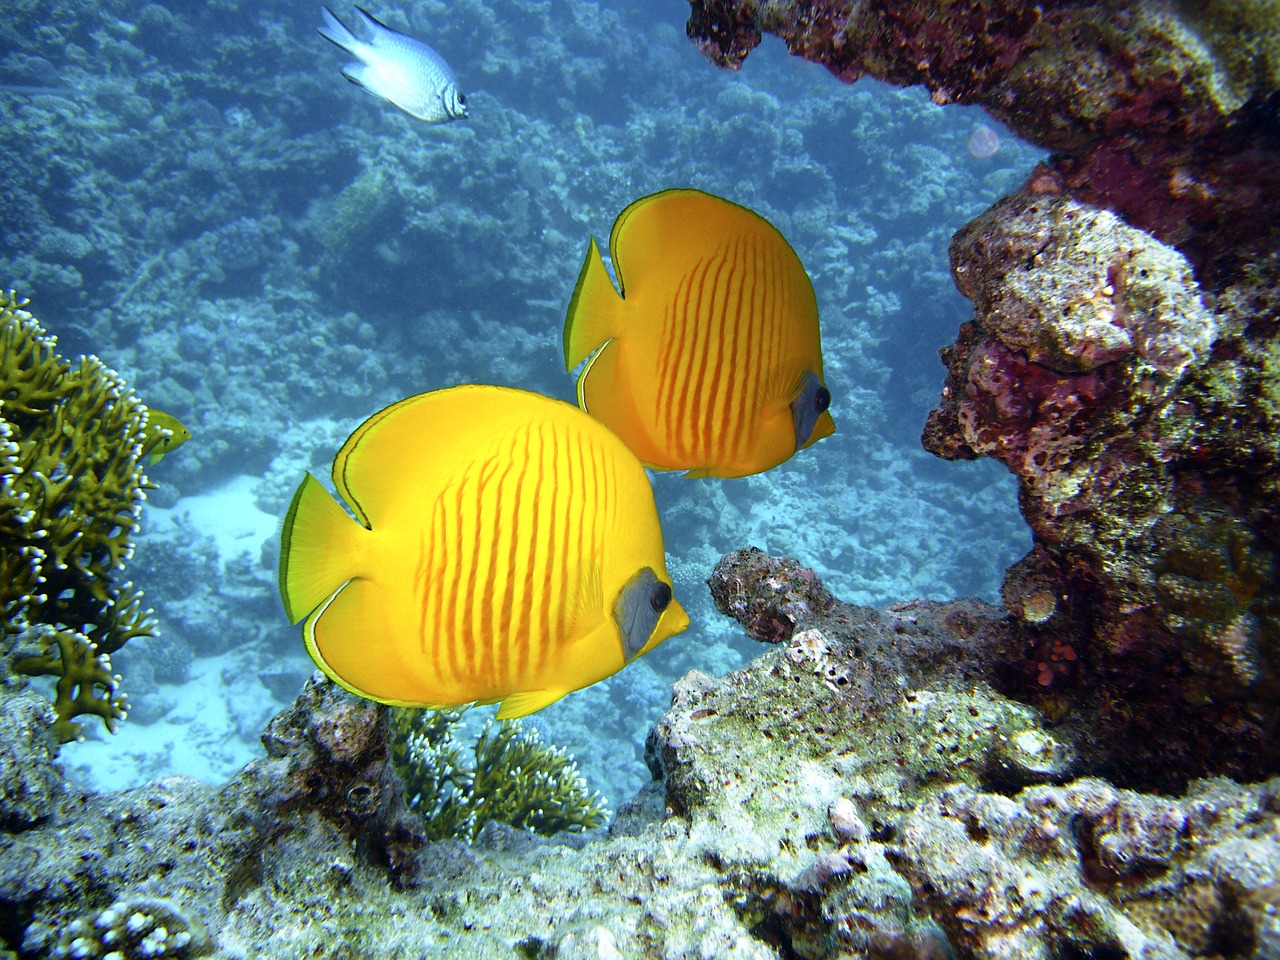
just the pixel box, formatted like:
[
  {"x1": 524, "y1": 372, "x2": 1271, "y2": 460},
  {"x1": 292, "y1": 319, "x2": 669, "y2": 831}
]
[
  {"x1": 922, "y1": 188, "x2": 1280, "y2": 786},
  {"x1": 0, "y1": 292, "x2": 161, "y2": 742},
  {"x1": 3, "y1": 552, "x2": 1278, "y2": 959},
  {"x1": 688, "y1": 0, "x2": 1280, "y2": 787},
  {"x1": 652, "y1": 550, "x2": 1280, "y2": 959},
  {"x1": 686, "y1": 0, "x2": 1280, "y2": 280}
]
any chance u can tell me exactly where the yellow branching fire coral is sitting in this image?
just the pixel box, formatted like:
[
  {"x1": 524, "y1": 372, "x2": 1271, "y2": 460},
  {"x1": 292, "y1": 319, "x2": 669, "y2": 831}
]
[{"x1": 0, "y1": 291, "x2": 161, "y2": 742}]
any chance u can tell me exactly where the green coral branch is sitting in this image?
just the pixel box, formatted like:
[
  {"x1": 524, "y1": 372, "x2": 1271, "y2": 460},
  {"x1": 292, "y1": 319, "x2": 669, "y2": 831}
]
[
  {"x1": 391, "y1": 706, "x2": 610, "y2": 842},
  {"x1": 0, "y1": 289, "x2": 157, "y2": 742},
  {"x1": 11, "y1": 624, "x2": 127, "y2": 742},
  {"x1": 0, "y1": 295, "x2": 63, "y2": 416},
  {"x1": 470, "y1": 720, "x2": 610, "y2": 836}
]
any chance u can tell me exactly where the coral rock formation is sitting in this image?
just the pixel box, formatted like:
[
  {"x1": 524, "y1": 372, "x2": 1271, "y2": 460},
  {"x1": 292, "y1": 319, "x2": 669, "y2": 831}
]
[
  {"x1": 686, "y1": 1, "x2": 1280, "y2": 277},
  {"x1": 7, "y1": 554, "x2": 1279, "y2": 959},
  {"x1": 920, "y1": 143, "x2": 1280, "y2": 789},
  {"x1": 688, "y1": 0, "x2": 1280, "y2": 788}
]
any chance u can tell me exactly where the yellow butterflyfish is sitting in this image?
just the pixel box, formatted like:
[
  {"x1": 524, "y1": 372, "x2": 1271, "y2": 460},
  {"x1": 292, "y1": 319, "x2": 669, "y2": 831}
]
[
  {"x1": 278, "y1": 385, "x2": 689, "y2": 719},
  {"x1": 563, "y1": 188, "x2": 835, "y2": 479}
]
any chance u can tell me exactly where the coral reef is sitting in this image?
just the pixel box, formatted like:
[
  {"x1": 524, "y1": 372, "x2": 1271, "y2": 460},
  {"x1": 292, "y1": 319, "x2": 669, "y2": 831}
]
[
  {"x1": 53, "y1": 898, "x2": 211, "y2": 960},
  {"x1": 257, "y1": 674, "x2": 425, "y2": 880},
  {"x1": 920, "y1": 138, "x2": 1280, "y2": 789},
  {"x1": 684, "y1": 0, "x2": 1280, "y2": 787},
  {"x1": 390, "y1": 707, "x2": 609, "y2": 841},
  {"x1": 4, "y1": 0, "x2": 1045, "y2": 798},
  {"x1": 647, "y1": 549, "x2": 1280, "y2": 959},
  {"x1": 0, "y1": 292, "x2": 159, "y2": 742},
  {"x1": 2, "y1": 553, "x2": 1278, "y2": 958}
]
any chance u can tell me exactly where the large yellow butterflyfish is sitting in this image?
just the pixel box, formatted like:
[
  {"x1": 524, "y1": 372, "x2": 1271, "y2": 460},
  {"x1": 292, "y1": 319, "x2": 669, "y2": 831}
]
[
  {"x1": 563, "y1": 188, "x2": 835, "y2": 479},
  {"x1": 278, "y1": 385, "x2": 688, "y2": 719}
]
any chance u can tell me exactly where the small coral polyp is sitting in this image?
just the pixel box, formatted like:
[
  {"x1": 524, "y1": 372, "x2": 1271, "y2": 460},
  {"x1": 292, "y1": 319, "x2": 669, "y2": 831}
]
[
  {"x1": 0, "y1": 291, "x2": 158, "y2": 741},
  {"x1": 53, "y1": 897, "x2": 210, "y2": 959},
  {"x1": 390, "y1": 705, "x2": 610, "y2": 841}
]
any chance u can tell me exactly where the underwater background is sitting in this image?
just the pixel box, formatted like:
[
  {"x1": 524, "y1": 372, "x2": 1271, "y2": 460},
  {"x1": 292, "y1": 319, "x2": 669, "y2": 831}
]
[{"x1": 1, "y1": 0, "x2": 1041, "y2": 806}]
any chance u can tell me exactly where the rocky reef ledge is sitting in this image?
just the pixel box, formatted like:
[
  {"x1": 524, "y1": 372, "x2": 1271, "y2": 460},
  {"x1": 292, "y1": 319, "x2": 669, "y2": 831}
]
[
  {"x1": 689, "y1": 0, "x2": 1280, "y2": 796},
  {"x1": 2, "y1": 549, "x2": 1277, "y2": 959}
]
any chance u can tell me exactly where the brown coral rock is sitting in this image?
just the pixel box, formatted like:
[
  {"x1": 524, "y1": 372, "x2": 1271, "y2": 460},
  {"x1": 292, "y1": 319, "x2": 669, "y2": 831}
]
[{"x1": 924, "y1": 184, "x2": 1280, "y2": 785}]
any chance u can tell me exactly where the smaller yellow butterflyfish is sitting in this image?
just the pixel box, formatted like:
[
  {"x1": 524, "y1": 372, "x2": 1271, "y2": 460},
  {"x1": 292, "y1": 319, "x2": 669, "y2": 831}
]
[
  {"x1": 563, "y1": 188, "x2": 835, "y2": 479},
  {"x1": 140, "y1": 408, "x2": 191, "y2": 466},
  {"x1": 278, "y1": 385, "x2": 689, "y2": 719}
]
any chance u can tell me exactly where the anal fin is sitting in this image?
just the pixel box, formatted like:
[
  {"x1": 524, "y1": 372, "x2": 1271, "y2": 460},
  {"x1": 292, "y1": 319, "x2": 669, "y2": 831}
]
[{"x1": 496, "y1": 689, "x2": 566, "y2": 719}]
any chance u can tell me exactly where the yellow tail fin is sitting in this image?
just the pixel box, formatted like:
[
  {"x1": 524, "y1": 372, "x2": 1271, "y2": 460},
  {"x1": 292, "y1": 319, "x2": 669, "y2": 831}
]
[
  {"x1": 279, "y1": 472, "x2": 364, "y2": 623},
  {"x1": 563, "y1": 236, "x2": 624, "y2": 371}
]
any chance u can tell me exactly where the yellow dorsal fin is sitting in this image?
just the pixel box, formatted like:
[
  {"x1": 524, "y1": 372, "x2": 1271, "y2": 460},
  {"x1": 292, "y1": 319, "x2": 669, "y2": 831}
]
[{"x1": 564, "y1": 236, "x2": 624, "y2": 370}]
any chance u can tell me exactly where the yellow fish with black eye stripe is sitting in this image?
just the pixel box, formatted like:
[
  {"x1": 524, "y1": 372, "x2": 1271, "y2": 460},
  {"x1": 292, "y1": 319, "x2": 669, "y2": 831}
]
[
  {"x1": 278, "y1": 385, "x2": 689, "y2": 719},
  {"x1": 564, "y1": 188, "x2": 835, "y2": 479}
]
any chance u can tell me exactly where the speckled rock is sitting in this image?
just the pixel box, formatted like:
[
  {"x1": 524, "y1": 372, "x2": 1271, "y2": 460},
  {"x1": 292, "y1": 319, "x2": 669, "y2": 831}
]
[
  {"x1": 686, "y1": 1, "x2": 1279, "y2": 146},
  {"x1": 920, "y1": 175, "x2": 1280, "y2": 788},
  {"x1": 949, "y1": 192, "x2": 1216, "y2": 377},
  {"x1": 0, "y1": 672, "x2": 778, "y2": 960},
  {"x1": 3, "y1": 553, "x2": 1280, "y2": 958},
  {"x1": 894, "y1": 776, "x2": 1280, "y2": 960},
  {"x1": 647, "y1": 550, "x2": 1280, "y2": 959},
  {"x1": 0, "y1": 687, "x2": 63, "y2": 831}
]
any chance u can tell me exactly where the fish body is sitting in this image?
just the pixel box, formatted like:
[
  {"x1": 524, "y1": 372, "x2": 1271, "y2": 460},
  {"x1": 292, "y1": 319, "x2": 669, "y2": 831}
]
[
  {"x1": 318, "y1": 5, "x2": 467, "y2": 123},
  {"x1": 278, "y1": 385, "x2": 688, "y2": 719},
  {"x1": 140, "y1": 408, "x2": 191, "y2": 465},
  {"x1": 564, "y1": 189, "x2": 835, "y2": 479}
]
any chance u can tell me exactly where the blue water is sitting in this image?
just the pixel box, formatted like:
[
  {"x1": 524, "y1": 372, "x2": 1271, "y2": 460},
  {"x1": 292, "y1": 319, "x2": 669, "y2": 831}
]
[{"x1": 1, "y1": 1, "x2": 1040, "y2": 805}]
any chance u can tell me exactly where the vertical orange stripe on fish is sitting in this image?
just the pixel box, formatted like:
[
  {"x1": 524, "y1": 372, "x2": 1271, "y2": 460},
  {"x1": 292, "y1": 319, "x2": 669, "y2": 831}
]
[
  {"x1": 500, "y1": 438, "x2": 526, "y2": 683},
  {"x1": 537, "y1": 422, "x2": 560, "y2": 676},
  {"x1": 702, "y1": 242, "x2": 733, "y2": 458},
  {"x1": 470, "y1": 457, "x2": 497, "y2": 690},
  {"x1": 445, "y1": 478, "x2": 468, "y2": 685},
  {"x1": 720, "y1": 236, "x2": 750, "y2": 464}
]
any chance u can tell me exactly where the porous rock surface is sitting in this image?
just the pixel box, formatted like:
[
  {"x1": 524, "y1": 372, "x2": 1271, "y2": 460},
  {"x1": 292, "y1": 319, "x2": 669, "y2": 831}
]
[
  {"x1": 685, "y1": 0, "x2": 1280, "y2": 790},
  {"x1": 2, "y1": 550, "x2": 1279, "y2": 959},
  {"x1": 686, "y1": 0, "x2": 1280, "y2": 278}
]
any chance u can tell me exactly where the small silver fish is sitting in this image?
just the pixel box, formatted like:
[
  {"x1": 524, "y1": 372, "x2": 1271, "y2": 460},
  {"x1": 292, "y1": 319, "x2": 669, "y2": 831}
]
[{"x1": 318, "y1": 6, "x2": 467, "y2": 124}]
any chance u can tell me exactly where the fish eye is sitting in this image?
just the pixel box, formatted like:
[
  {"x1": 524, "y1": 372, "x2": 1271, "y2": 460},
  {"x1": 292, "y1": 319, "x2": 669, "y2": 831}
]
[
  {"x1": 649, "y1": 582, "x2": 672, "y2": 613},
  {"x1": 459, "y1": 93, "x2": 467, "y2": 105},
  {"x1": 814, "y1": 385, "x2": 831, "y2": 414}
]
